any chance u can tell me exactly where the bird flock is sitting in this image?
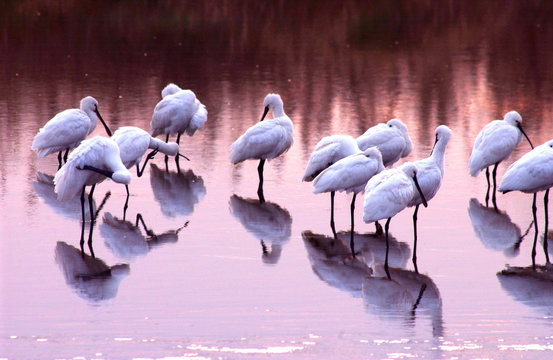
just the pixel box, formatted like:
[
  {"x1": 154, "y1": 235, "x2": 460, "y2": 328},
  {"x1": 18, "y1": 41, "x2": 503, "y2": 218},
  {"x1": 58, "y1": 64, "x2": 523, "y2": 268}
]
[{"x1": 32, "y1": 88, "x2": 550, "y2": 279}]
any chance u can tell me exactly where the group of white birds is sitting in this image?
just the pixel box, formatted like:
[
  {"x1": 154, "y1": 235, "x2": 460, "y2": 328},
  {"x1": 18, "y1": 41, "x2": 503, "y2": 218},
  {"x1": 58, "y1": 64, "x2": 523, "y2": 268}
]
[{"x1": 31, "y1": 86, "x2": 553, "y2": 277}]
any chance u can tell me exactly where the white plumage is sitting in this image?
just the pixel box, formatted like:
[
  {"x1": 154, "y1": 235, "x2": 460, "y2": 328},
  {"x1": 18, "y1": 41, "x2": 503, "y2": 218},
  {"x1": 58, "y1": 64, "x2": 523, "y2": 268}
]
[
  {"x1": 31, "y1": 96, "x2": 111, "y2": 165},
  {"x1": 54, "y1": 136, "x2": 131, "y2": 201},
  {"x1": 302, "y1": 135, "x2": 360, "y2": 182},
  {"x1": 356, "y1": 118, "x2": 413, "y2": 167},
  {"x1": 150, "y1": 83, "x2": 208, "y2": 141}
]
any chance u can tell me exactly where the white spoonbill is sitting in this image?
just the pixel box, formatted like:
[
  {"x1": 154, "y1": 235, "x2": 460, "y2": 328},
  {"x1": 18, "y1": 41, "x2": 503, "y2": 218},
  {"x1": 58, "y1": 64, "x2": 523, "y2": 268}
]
[
  {"x1": 499, "y1": 139, "x2": 553, "y2": 267},
  {"x1": 229, "y1": 93, "x2": 293, "y2": 202},
  {"x1": 313, "y1": 147, "x2": 385, "y2": 256},
  {"x1": 403, "y1": 125, "x2": 452, "y2": 273},
  {"x1": 54, "y1": 136, "x2": 131, "y2": 256},
  {"x1": 32, "y1": 96, "x2": 112, "y2": 169},
  {"x1": 111, "y1": 126, "x2": 189, "y2": 216},
  {"x1": 363, "y1": 163, "x2": 428, "y2": 279},
  {"x1": 356, "y1": 118, "x2": 413, "y2": 167},
  {"x1": 469, "y1": 111, "x2": 533, "y2": 206},
  {"x1": 150, "y1": 83, "x2": 207, "y2": 150},
  {"x1": 303, "y1": 135, "x2": 360, "y2": 236}
]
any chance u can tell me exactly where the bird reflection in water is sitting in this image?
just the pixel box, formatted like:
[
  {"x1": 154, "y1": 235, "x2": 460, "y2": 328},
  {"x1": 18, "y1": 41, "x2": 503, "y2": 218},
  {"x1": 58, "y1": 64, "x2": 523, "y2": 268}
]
[
  {"x1": 33, "y1": 172, "x2": 111, "y2": 257},
  {"x1": 497, "y1": 265, "x2": 553, "y2": 315},
  {"x1": 468, "y1": 198, "x2": 533, "y2": 258},
  {"x1": 55, "y1": 241, "x2": 129, "y2": 302},
  {"x1": 229, "y1": 195, "x2": 292, "y2": 264},
  {"x1": 100, "y1": 212, "x2": 188, "y2": 260},
  {"x1": 301, "y1": 231, "x2": 443, "y2": 336},
  {"x1": 149, "y1": 163, "x2": 206, "y2": 218}
]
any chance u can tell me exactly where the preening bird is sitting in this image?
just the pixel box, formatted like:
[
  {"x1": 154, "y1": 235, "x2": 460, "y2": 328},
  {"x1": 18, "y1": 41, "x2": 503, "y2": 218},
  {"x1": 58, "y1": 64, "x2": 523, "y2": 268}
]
[
  {"x1": 469, "y1": 111, "x2": 533, "y2": 206},
  {"x1": 313, "y1": 147, "x2": 385, "y2": 255},
  {"x1": 54, "y1": 136, "x2": 131, "y2": 256},
  {"x1": 363, "y1": 163, "x2": 428, "y2": 279},
  {"x1": 32, "y1": 96, "x2": 112, "y2": 169},
  {"x1": 229, "y1": 93, "x2": 293, "y2": 202},
  {"x1": 303, "y1": 134, "x2": 360, "y2": 236},
  {"x1": 404, "y1": 125, "x2": 452, "y2": 272},
  {"x1": 499, "y1": 139, "x2": 553, "y2": 267},
  {"x1": 356, "y1": 118, "x2": 413, "y2": 167}
]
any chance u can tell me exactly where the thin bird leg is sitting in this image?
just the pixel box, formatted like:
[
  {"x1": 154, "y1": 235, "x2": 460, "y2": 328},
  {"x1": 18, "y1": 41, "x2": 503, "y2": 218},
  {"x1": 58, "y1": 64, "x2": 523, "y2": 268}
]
[
  {"x1": 384, "y1": 217, "x2": 392, "y2": 280},
  {"x1": 412, "y1": 204, "x2": 420, "y2": 273},
  {"x1": 544, "y1": 189, "x2": 550, "y2": 264},
  {"x1": 164, "y1": 134, "x2": 170, "y2": 169},
  {"x1": 87, "y1": 184, "x2": 96, "y2": 258},
  {"x1": 532, "y1": 193, "x2": 539, "y2": 270},
  {"x1": 57, "y1": 151, "x2": 63, "y2": 170},
  {"x1": 492, "y1": 163, "x2": 499, "y2": 207},
  {"x1": 137, "y1": 149, "x2": 159, "y2": 177},
  {"x1": 485, "y1": 167, "x2": 491, "y2": 207},
  {"x1": 63, "y1": 148, "x2": 69, "y2": 163},
  {"x1": 257, "y1": 159, "x2": 266, "y2": 203},
  {"x1": 350, "y1": 193, "x2": 357, "y2": 257},
  {"x1": 330, "y1": 191, "x2": 337, "y2": 238},
  {"x1": 79, "y1": 186, "x2": 86, "y2": 255},
  {"x1": 94, "y1": 191, "x2": 111, "y2": 222},
  {"x1": 123, "y1": 184, "x2": 130, "y2": 220}
]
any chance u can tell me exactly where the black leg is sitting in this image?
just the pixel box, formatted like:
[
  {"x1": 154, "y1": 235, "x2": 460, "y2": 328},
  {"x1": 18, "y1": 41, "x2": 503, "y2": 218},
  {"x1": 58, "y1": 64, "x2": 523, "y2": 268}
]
[
  {"x1": 123, "y1": 184, "x2": 130, "y2": 220},
  {"x1": 412, "y1": 204, "x2": 420, "y2": 273},
  {"x1": 63, "y1": 148, "x2": 69, "y2": 163},
  {"x1": 87, "y1": 184, "x2": 96, "y2": 258},
  {"x1": 350, "y1": 193, "x2": 357, "y2": 257},
  {"x1": 57, "y1": 151, "x2": 63, "y2": 169},
  {"x1": 544, "y1": 189, "x2": 550, "y2": 264},
  {"x1": 257, "y1": 159, "x2": 266, "y2": 203},
  {"x1": 79, "y1": 186, "x2": 86, "y2": 254},
  {"x1": 532, "y1": 193, "x2": 539, "y2": 270},
  {"x1": 384, "y1": 217, "x2": 392, "y2": 280},
  {"x1": 165, "y1": 134, "x2": 170, "y2": 169},
  {"x1": 492, "y1": 163, "x2": 498, "y2": 207},
  {"x1": 330, "y1": 191, "x2": 337, "y2": 238},
  {"x1": 485, "y1": 167, "x2": 490, "y2": 207},
  {"x1": 137, "y1": 149, "x2": 159, "y2": 177}
]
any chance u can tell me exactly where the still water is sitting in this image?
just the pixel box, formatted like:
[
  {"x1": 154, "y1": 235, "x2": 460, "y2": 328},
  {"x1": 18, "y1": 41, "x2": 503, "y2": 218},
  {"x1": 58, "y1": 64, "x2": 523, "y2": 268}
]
[{"x1": 2, "y1": 2, "x2": 553, "y2": 359}]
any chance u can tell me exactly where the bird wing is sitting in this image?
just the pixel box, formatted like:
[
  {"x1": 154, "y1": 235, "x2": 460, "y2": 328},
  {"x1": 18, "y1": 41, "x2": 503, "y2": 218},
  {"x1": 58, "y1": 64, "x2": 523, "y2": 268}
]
[
  {"x1": 363, "y1": 170, "x2": 413, "y2": 222},
  {"x1": 112, "y1": 127, "x2": 151, "y2": 168},
  {"x1": 499, "y1": 145, "x2": 553, "y2": 192},
  {"x1": 357, "y1": 127, "x2": 406, "y2": 166},
  {"x1": 469, "y1": 121, "x2": 520, "y2": 175},
  {"x1": 408, "y1": 158, "x2": 442, "y2": 206},
  {"x1": 230, "y1": 119, "x2": 290, "y2": 164},
  {"x1": 313, "y1": 153, "x2": 380, "y2": 194},
  {"x1": 303, "y1": 135, "x2": 357, "y2": 181},
  {"x1": 32, "y1": 109, "x2": 90, "y2": 156}
]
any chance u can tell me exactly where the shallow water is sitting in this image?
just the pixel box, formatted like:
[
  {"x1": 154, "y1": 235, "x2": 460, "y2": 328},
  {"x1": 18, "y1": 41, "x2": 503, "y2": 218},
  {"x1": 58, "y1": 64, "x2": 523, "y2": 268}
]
[{"x1": 2, "y1": 2, "x2": 553, "y2": 359}]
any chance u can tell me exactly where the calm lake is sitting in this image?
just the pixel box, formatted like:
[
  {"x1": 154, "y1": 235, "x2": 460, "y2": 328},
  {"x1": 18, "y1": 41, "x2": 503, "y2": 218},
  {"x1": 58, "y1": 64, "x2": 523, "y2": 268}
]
[{"x1": 2, "y1": 2, "x2": 553, "y2": 359}]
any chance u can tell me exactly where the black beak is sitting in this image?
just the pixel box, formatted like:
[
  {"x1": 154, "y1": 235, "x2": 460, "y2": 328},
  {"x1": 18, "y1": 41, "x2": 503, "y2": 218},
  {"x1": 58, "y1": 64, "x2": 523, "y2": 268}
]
[
  {"x1": 177, "y1": 153, "x2": 190, "y2": 161},
  {"x1": 517, "y1": 123, "x2": 533, "y2": 149},
  {"x1": 78, "y1": 164, "x2": 114, "y2": 178},
  {"x1": 259, "y1": 106, "x2": 269, "y2": 122},
  {"x1": 430, "y1": 133, "x2": 438, "y2": 156},
  {"x1": 95, "y1": 108, "x2": 112, "y2": 137},
  {"x1": 413, "y1": 174, "x2": 428, "y2": 207}
]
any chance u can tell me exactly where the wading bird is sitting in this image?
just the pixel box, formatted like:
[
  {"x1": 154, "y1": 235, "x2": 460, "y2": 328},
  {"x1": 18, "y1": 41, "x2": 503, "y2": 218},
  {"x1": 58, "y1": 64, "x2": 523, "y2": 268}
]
[
  {"x1": 404, "y1": 125, "x2": 452, "y2": 273},
  {"x1": 469, "y1": 111, "x2": 533, "y2": 207},
  {"x1": 32, "y1": 96, "x2": 112, "y2": 169},
  {"x1": 229, "y1": 93, "x2": 293, "y2": 202},
  {"x1": 363, "y1": 163, "x2": 428, "y2": 280},
  {"x1": 499, "y1": 139, "x2": 553, "y2": 267},
  {"x1": 54, "y1": 136, "x2": 131, "y2": 256},
  {"x1": 356, "y1": 118, "x2": 413, "y2": 167},
  {"x1": 313, "y1": 147, "x2": 385, "y2": 256}
]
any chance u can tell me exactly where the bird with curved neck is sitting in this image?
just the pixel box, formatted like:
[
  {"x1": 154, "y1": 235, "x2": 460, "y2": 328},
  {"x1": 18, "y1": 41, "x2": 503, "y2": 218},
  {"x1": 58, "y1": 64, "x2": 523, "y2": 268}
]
[
  {"x1": 356, "y1": 118, "x2": 413, "y2": 167},
  {"x1": 229, "y1": 93, "x2": 293, "y2": 202},
  {"x1": 32, "y1": 96, "x2": 112, "y2": 169},
  {"x1": 404, "y1": 125, "x2": 452, "y2": 273}
]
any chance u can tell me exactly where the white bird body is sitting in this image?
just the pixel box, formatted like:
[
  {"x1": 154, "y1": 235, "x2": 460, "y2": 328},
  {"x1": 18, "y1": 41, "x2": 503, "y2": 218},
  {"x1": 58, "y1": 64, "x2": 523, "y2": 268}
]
[
  {"x1": 229, "y1": 94, "x2": 293, "y2": 164},
  {"x1": 357, "y1": 119, "x2": 413, "y2": 167},
  {"x1": 54, "y1": 136, "x2": 131, "y2": 201},
  {"x1": 313, "y1": 147, "x2": 384, "y2": 195},
  {"x1": 150, "y1": 84, "x2": 207, "y2": 139},
  {"x1": 111, "y1": 126, "x2": 179, "y2": 169},
  {"x1": 469, "y1": 111, "x2": 528, "y2": 177},
  {"x1": 407, "y1": 125, "x2": 452, "y2": 207},
  {"x1": 499, "y1": 140, "x2": 553, "y2": 194},
  {"x1": 302, "y1": 135, "x2": 360, "y2": 181},
  {"x1": 363, "y1": 163, "x2": 421, "y2": 223},
  {"x1": 32, "y1": 96, "x2": 108, "y2": 159}
]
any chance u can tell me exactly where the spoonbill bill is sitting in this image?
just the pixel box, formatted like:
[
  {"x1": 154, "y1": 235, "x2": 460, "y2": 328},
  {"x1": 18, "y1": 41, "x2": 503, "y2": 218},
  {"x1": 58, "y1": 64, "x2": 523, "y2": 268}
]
[
  {"x1": 469, "y1": 111, "x2": 533, "y2": 206},
  {"x1": 313, "y1": 147, "x2": 385, "y2": 255},
  {"x1": 303, "y1": 135, "x2": 360, "y2": 236},
  {"x1": 54, "y1": 136, "x2": 131, "y2": 256},
  {"x1": 32, "y1": 96, "x2": 112, "y2": 169},
  {"x1": 363, "y1": 163, "x2": 428, "y2": 279},
  {"x1": 356, "y1": 118, "x2": 413, "y2": 167},
  {"x1": 499, "y1": 139, "x2": 553, "y2": 267},
  {"x1": 229, "y1": 93, "x2": 293, "y2": 202},
  {"x1": 404, "y1": 125, "x2": 452, "y2": 272}
]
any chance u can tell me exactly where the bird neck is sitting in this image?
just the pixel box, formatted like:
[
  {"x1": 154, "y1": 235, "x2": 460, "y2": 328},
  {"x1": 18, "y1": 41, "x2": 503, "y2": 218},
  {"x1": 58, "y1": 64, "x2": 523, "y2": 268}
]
[
  {"x1": 150, "y1": 137, "x2": 178, "y2": 156},
  {"x1": 84, "y1": 109, "x2": 99, "y2": 134},
  {"x1": 430, "y1": 140, "x2": 447, "y2": 168},
  {"x1": 272, "y1": 104, "x2": 285, "y2": 118}
]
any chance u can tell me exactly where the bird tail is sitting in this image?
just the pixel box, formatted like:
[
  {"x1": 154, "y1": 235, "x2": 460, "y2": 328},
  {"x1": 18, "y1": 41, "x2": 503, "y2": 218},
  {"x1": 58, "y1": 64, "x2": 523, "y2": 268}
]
[
  {"x1": 54, "y1": 164, "x2": 84, "y2": 201},
  {"x1": 186, "y1": 104, "x2": 207, "y2": 136}
]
